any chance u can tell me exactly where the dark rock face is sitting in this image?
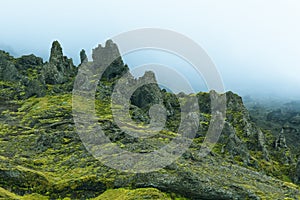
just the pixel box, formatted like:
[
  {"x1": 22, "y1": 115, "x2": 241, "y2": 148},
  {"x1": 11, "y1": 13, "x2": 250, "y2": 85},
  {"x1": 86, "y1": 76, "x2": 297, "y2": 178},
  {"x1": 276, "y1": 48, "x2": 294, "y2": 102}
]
[{"x1": 130, "y1": 71, "x2": 163, "y2": 109}]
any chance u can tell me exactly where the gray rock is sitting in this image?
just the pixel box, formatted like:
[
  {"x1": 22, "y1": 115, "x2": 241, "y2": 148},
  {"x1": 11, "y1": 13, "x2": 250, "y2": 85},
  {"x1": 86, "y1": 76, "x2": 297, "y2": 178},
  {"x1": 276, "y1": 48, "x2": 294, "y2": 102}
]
[
  {"x1": 43, "y1": 41, "x2": 76, "y2": 84},
  {"x1": 0, "y1": 51, "x2": 19, "y2": 81},
  {"x1": 92, "y1": 40, "x2": 128, "y2": 80}
]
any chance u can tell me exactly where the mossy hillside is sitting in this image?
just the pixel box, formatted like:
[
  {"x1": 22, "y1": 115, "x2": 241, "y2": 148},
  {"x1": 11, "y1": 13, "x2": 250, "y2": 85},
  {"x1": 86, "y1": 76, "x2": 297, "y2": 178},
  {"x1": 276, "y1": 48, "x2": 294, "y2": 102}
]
[
  {"x1": 0, "y1": 187, "x2": 186, "y2": 200},
  {"x1": 1, "y1": 93, "x2": 300, "y2": 199},
  {"x1": 0, "y1": 186, "x2": 49, "y2": 200},
  {"x1": 93, "y1": 188, "x2": 187, "y2": 200},
  {"x1": 196, "y1": 91, "x2": 297, "y2": 182},
  {"x1": 0, "y1": 94, "x2": 178, "y2": 198},
  {"x1": 0, "y1": 74, "x2": 299, "y2": 198},
  {"x1": 0, "y1": 80, "x2": 27, "y2": 100},
  {"x1": 1, "y1": 41, "x2": 300, "y2": 199}
]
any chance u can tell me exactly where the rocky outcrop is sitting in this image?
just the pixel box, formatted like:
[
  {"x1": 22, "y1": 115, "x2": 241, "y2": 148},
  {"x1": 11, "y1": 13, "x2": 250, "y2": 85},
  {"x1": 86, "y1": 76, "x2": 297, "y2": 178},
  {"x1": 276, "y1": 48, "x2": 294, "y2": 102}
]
[
  {"x1": 275, "y1": 129, "x2": 288, "y2": 149},
  {"x1": 273, "y1": 129, "x2": 292, "y2": 164},
  {"x1": 257, "y1": 129, "x2": 270, "y2": 161},
  {"x1": 15, "y1": 54, "x2": 43, "y2": 70},
  {"x1": 43, "y1": 41, "x2": 76, "y2": 84},
  {"x1": 0, "y1": 51, "x2": 47, "y2": 99},
  {"x1": 213, "y1": 91, "x2": 271, "y2": 165},
  {"x1": 263, "y1": 105, "x2": 300, "y2": 134},
  {"x1": 92, "y1": 40, "x2": 128, "y2": 80},
  {"x1": 0, "y1": 41, "x2": 80, "y2": 99},
  {"x1": 0, "y1": 51, "x2": 19, "y2": 82},
  {"x1": 221, "y1": 122, "x2": 251, "y2": 165},
  {"x1": 130, "y1": 71, "x2": 163, "y2": 109}
]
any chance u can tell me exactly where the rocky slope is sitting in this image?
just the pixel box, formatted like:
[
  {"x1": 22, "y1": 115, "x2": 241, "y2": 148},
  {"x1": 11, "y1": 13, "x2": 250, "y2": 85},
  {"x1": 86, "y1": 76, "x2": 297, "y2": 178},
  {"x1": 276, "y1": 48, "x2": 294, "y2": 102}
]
[
  {"x1": 0, "y1": 41, "x2": 300, "y2": 199},
  {"x1": 246, "y1": 99, "x2": 300, "y2": 185}
]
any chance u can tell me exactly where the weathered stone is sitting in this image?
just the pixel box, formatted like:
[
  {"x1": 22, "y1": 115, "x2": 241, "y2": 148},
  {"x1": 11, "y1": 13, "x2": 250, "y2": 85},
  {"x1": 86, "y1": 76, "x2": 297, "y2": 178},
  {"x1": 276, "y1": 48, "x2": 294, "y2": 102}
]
[
  {"x1": 49, "y1": 41, "x2": 64, "y2": 65},
  {"x1": 43, "y1": 41, "x2": 76, "y2": 84},
  {"x1": 92, "y1": 40, "x2": 128, "y2": 80},
  {"x1": 131, "y1": 71, "x2": 162, "y2": 109},
  {"x1": 273, "y1": 129, "x2": 292, "y2": 164},
  {"x1": 0, "y1": 51, "x2": 19, "y2": 81},
  {"x1": 275, "y1": 129, "x2": 288, "y2": 149}
]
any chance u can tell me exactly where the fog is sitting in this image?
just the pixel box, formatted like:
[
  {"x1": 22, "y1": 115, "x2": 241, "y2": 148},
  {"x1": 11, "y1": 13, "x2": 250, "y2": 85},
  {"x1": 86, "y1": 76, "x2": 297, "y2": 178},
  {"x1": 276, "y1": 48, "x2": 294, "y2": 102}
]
[{"x1": 1, "y1": 0, "x2": 300, "y2": 100}]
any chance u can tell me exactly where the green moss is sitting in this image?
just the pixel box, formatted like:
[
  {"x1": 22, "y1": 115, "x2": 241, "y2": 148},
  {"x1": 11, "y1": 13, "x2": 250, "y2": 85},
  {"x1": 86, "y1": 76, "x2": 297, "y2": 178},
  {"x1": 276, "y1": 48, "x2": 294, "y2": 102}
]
[
  {"x1": 22, "y1": 193, "x2": 49, "y2": 200},
  {"x1": 0, "y1": 186, "x2": 49, "y2": 200},
  {"x1": 18, "y1": 94, "x2": 72, "y2": 128},
  {"x1": 0, "y1": 186, "x2": 21, "y2": 199},
  {"x1": 93, "y1": 188, "x2": 180, "y2": 200}
]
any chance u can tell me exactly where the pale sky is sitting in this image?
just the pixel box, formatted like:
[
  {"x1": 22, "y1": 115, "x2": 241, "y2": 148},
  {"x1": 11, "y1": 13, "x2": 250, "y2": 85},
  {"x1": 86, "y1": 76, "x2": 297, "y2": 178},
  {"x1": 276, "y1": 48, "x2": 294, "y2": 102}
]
[{"x1": 1, "y1": 0, "x2": 300, "y2": 99}]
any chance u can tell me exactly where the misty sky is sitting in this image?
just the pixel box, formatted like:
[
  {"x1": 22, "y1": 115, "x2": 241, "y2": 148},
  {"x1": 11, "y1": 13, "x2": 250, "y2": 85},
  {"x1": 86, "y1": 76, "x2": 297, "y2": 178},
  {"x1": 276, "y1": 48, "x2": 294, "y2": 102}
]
[{"x1": 1, "y1": 0, "x2": 300, "y2": 99}]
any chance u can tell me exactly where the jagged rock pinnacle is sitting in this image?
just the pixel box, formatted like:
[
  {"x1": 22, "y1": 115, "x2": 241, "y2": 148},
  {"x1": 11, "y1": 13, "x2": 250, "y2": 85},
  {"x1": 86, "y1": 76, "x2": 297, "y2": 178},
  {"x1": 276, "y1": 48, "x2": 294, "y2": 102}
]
[
  {"x1": 92, "y1": 39, "x2": 121, "y2": 65},
  {"x1": 43, "y1": 41, "x2": 76, "y2": 84},
  {"x1": 92, "y1": 40, "x2": 128, "y2": 80},
  {"x1": 49, "y1": 41, "x2": 64, "y2": 65},
  {"x1": 275, "y1": 129, "x2": 288, "y2": 149}
]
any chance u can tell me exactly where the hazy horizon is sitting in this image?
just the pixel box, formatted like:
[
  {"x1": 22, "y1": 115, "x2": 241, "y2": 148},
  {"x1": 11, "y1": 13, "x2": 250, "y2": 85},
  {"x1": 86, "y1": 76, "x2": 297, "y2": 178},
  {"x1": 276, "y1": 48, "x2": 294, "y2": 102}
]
[{"x1": 1, "y1": 0, "x2": 300, "y2": 100}]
